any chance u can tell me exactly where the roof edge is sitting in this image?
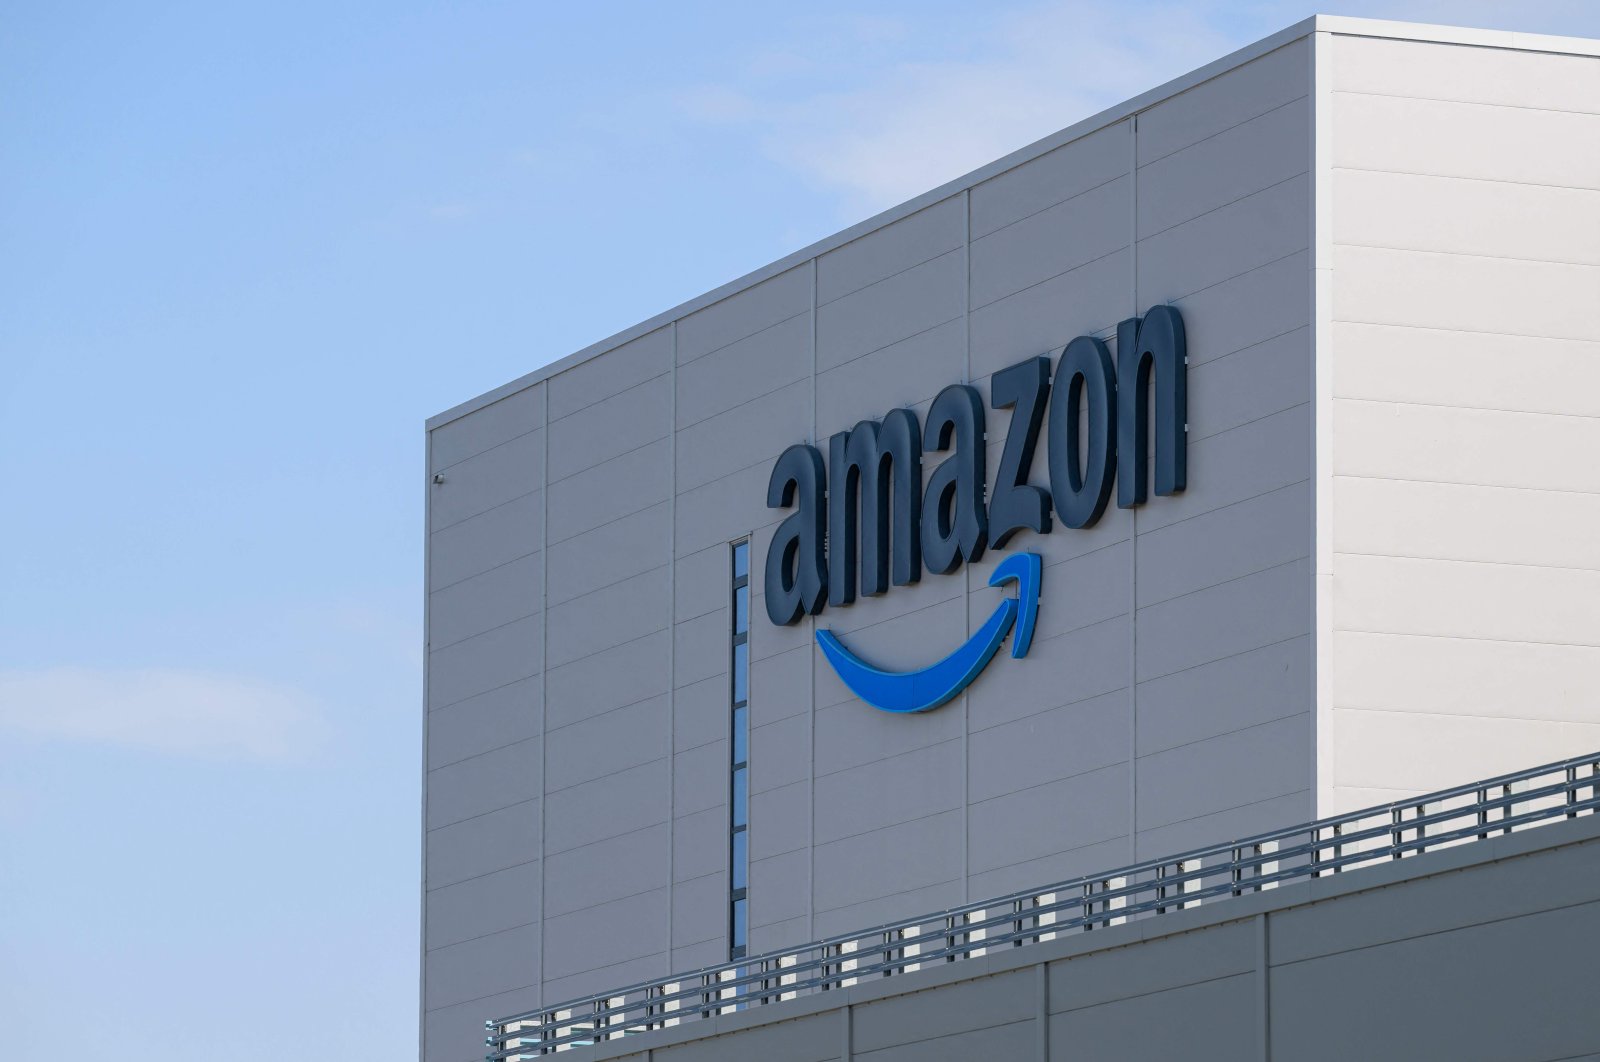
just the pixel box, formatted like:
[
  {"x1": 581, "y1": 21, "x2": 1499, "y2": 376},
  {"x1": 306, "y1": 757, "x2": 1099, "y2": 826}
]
[{"x1": 428, "y1": 13, "x2": 1598, "y2": 431}]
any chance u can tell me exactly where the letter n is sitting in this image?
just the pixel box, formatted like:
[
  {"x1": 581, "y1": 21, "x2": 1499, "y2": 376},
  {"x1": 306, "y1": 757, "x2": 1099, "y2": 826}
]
[{"x1": 1117, "y1": 305, "x2": 1187, "y2": 508}]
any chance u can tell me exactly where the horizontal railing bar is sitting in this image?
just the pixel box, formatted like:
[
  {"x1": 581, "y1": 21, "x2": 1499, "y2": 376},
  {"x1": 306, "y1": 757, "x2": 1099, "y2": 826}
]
[{"x1": 486, "y1": 752, "x2": 1600, "y2": 1052}]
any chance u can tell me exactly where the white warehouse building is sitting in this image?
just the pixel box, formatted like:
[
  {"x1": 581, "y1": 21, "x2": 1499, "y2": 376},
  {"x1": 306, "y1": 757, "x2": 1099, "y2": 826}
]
[{"x1": 420, "y1": 16, "x2": 1600, "y2": 1062}]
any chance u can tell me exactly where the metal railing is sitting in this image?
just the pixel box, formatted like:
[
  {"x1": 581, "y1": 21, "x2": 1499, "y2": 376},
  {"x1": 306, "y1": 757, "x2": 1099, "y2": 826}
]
[{"x1": 486, "y1": 750, "x2": 1600, "y2": 1058}]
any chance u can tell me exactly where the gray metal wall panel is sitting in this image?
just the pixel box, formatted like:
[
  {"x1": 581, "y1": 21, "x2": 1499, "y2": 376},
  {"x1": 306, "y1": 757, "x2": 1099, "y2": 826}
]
[
  {"x1": 811, "y1": 810, "x2": 965, "y2": 914},
  {"x1": 970, "y1": 121, "x2": 1128, "y2": 239},
  {"x1": 747, "y1": 644, "x2": 809, "y2": 723},
  {"x1": 813, "y1": 688, "x2": 965, "y2": 779},
  {"x1": 428, "y1": 549, "x2": 542, "y2": 650},
  {"x1": 813, "y1": 739, "x2": 964, "y2": 845},
  {"x1": 547, "y1": 502, "x2": 672, "y2": 608},
  {"x1": 548, "y1": 326, "x2": 672, "y2": 422},
  {"x1": 1137, "y1": 37, "x2": 1309, "y2": 160},
  {"x1": 968, "y1": 690, "x2": 1129, "y2": 805},
  {"x1": 543, "y1": 823, "x2": 671, "y2": 920},
  {"x1": 544, "y1": 758, "x2": 670, "y2": 855},
  {"x1": 428, "y1": 489, "x2": 542, "y2": 591},
  {"x1": 424, "y1": 984, "x2": 540, "y2": 1062},
  {"x1": 675, "y1": 378, "x2": 810, "y2": 494},
  {"x1": 1137, "y1": 173, "x2": 1310, "y2": 303},
  {"x1": 1136, "y1": 93, "x2": 1308, "y2": 239},
  {"x1": 654, "y1": 1013, "x2": 841, "y2": 1062},
  {"x1": 673, "y1": 807, "x2": 724, "y2": 883},
  {"x1": 1134, "y1": 788, "x2": 1310, "y2": 860},
  {"x1": 676, "y1": 312, "x2": 810, "y2": 428},
  {"x1": 748, "y1": 848, "x2": 810, "y2": 926},
  {"x1": 968, "y1": 836, "x2": 1130, "y2": 904},
  {"x1": 749, "y1": 712, "x2": 809, "y2": 795},
  {"x1": 1137, "y1": 636, "x2": 1310, "y2": 757},
  {"x1": 547, "y1": 443, "x2": 671, "y2": 545},
  {"x1": 670, "y1": 870, "x2": 724, "y2": 944},
  {"x1": 548, "y1": 373, "x2": 672, "y2": 483},
  {"x1": 749, "y1": 779, "x2": 809, "y2": 862},
  {"x1": 968, "y1": 250, "x2": 1129, "y2": 381},
  {"x1": 969, "y1": 174, "x2": 1128, "y2": 309},
  {"x1": 858, "y1": 1020, "x2": 1033, "y2": 1062},
  {"x1": 1135, "y1": 713, "x2": 1310, "y2": 831},
  {"x1": 429, "y1": 427, "x2": 544, "y2": 532},
  {"x1": 545, "y1": 565, "x2": 670, "y2": 669},
  {"x1": 854, "y1": 969, "x2": 1034, "y2": 1051},
  {"x1": 1272, "y1": 902, "x2": 1600, "y2": 1062},
  {"x1": 815, "y1": 250, "x2": 962, "y2": 373},
  {"x1": 673, "y1": 672, "x2": 726, "y2": 754},
  {"x1": 425, "y1": 677, "x2": 539, "y2": 771},
  {"x1": 813, "y1": 320, "x2": 962, "y2": 432},
  {"x1": 676, "y1": 266, "x2": 810, "y2": 364},
  {"x1": 544, "y1": 630, "x2": 670, "y2": 730},
  {"x1": 813, "y1": 877, "x2": 967, "y2": 941},
  {"x1": 673, "y1": 739, "x2": 727, "y2": 817},
  {"x1": 427, "y1": 612, "x2": 543, "y2": 709},
  {"x1": 968, "y1": 764, "x2": 1129, "y2": 875},
  {"x1": 966, "y1": 615, "x2": 1129, "y2": 735},
  {"x1": 425, "y1": 860, "x2": 542, "y2": 950},
  {"x1": 424, "y1": 922, "x2": 539, "y2": 1011},
  {"x1": 1048, "y1": 919, "x2": 1254, "y2": 1010},
  {"x1": 426, "y1": 801, "x2": 539, "y2": 891},
  {"x1": 1051, "y1": 973, "x2": 1256, "y2": 1060},
  {"x1": 426, "y1": 738, "x2": 541, "y2": 831},
  {"x1": 542, "y1": 952, "x2": 670, "y2": 1014},
  {"x1": 1135, "y1": 558, "x2": 1311, "y2": 683},
  {"x1": 673, "y1": 456, "x2": 770, "y2": 557},
  {"x1": 541, "y1": 888, "x2": 671, "y2": 985},
  {"x1": 430, "y1": 383, "x2": 544, "y2": 473},
  {"x1": 817, "y1": 195, "x2": 964, "y2": 305},
  {"x1": 544, "y1": 695, "x2": 669, "y2": 794}
]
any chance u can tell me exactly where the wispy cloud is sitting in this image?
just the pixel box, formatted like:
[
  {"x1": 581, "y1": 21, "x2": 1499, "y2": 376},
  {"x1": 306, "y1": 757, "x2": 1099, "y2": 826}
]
[
  {"x1": 0, "y1": 667, "x2": 330, "y2": 763},
  {"x1": 673, "y1": 1, "x2": 1236, "y2": 215}
]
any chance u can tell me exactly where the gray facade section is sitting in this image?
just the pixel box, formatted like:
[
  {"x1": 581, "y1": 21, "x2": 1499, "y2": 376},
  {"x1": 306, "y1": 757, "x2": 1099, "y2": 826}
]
[{"x1": 570, "y1": 816, "x2": 1600, "y2": 1062}]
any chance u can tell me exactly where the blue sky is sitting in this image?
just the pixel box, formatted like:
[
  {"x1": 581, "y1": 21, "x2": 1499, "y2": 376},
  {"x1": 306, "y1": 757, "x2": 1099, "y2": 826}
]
[{"x1": 2, "y1": 2, "x2": 1596, "y2": 1057}]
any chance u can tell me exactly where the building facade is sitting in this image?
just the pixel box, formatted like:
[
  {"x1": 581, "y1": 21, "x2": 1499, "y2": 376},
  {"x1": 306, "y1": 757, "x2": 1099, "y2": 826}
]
[{"x1": 421, "y1": 17, "x2": 1600, "y2": 1062}]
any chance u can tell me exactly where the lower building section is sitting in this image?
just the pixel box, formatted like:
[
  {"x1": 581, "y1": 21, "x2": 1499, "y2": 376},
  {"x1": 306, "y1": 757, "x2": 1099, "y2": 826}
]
[{"x1": 523, "y1": 811, "x2": 1600, "y2": 1062}]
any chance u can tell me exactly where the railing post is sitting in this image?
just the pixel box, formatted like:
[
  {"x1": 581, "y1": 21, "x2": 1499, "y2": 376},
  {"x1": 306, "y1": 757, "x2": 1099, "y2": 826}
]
[
  {"x1": 1231, "y1": 847, "x2": 1243, "y2": 896},
  {"x1": 1568, "y1": 766, "x2": 1579, "y2": 818}
]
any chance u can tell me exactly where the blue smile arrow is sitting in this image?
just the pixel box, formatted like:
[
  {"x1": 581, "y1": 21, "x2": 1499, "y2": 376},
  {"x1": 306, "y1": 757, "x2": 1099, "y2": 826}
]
[{"x1": 815, "y1": 552, "x2": 1041, "y2": 714}]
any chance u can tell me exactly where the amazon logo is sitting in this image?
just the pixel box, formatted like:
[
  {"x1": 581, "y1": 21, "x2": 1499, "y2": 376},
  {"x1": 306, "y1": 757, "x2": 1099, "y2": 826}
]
[{"x1": 763, "y1": 305, "x2": 1187, "y2": 712}]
